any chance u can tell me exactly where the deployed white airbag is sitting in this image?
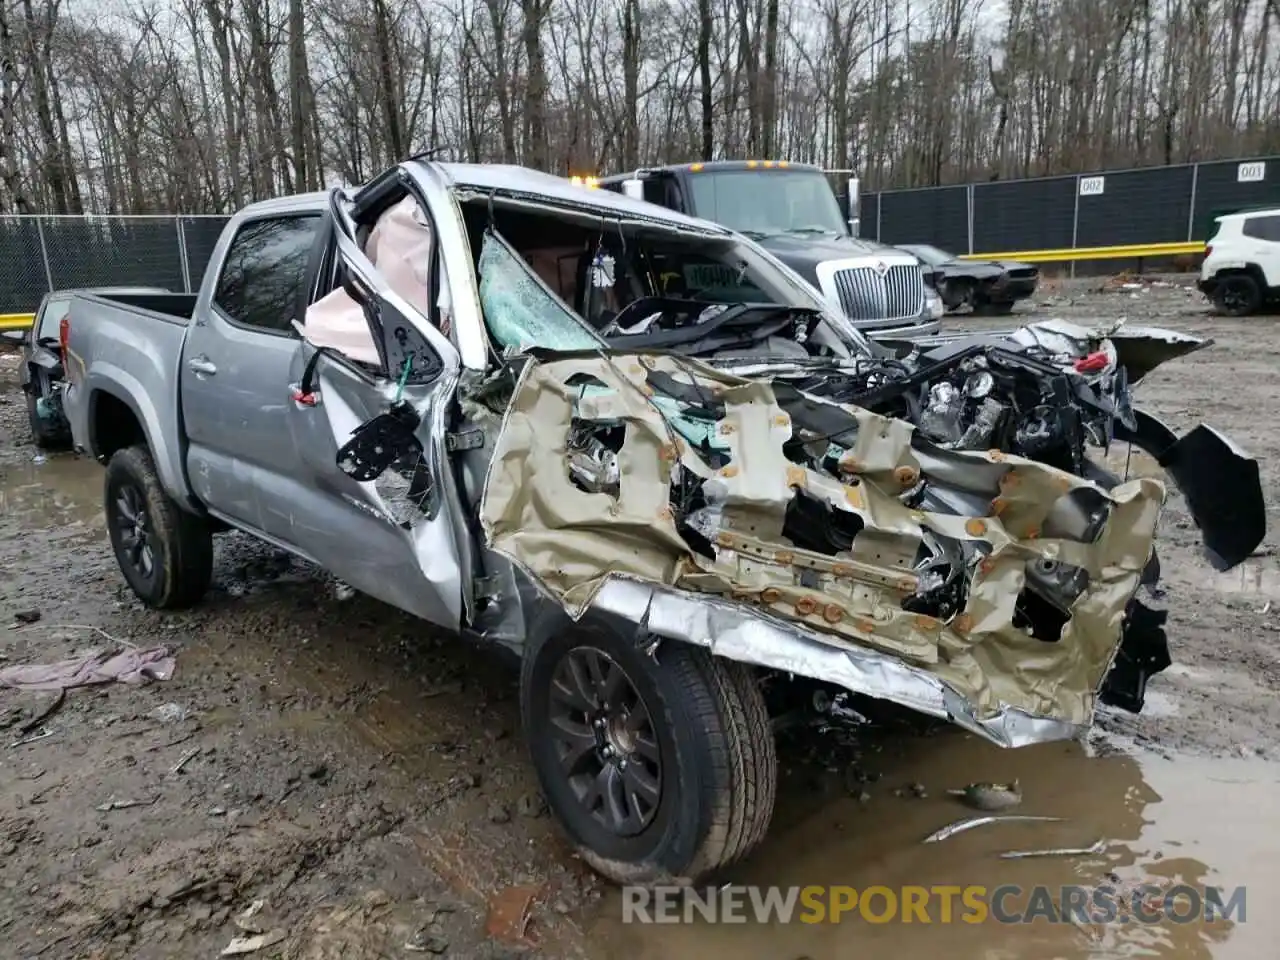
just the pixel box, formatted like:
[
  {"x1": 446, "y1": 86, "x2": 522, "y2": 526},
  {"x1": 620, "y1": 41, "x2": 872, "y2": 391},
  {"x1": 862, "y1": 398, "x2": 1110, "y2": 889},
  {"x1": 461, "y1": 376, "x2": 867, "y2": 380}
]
[{"x1": 302, "y1": 195, "x2": 435, "y2": 365}]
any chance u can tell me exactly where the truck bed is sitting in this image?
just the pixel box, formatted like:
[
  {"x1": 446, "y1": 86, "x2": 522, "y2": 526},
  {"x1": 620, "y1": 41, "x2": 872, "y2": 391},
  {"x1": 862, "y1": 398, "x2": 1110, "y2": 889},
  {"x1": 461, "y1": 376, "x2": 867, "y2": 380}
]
[
  {"x1": 61, "y1": 289, "x2": 196, "y2": 509},
  {"x1": 76, "y1": 290, "x2": 199, "y2": 324}
]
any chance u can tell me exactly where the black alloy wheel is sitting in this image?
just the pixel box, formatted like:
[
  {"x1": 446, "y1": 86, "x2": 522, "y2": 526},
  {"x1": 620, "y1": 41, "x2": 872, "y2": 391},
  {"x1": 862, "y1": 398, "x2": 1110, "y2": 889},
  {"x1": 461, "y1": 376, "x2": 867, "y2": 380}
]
[
  {"x1": 547, "y1": 645, "x2": 663, "y2": 837},
  {"x1": 112, "y1": 480, "x2": 157, "y2": 584}
]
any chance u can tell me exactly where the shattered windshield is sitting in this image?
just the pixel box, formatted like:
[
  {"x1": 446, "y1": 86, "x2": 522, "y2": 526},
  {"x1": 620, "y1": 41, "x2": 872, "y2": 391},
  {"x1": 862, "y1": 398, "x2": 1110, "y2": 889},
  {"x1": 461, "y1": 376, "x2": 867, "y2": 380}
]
[
  {"x1": 477, "y1": 230, "x2": 605, "y2": 352},
  {"x1": 686, "y1": 170, "x2": 848, "y2": 238}
]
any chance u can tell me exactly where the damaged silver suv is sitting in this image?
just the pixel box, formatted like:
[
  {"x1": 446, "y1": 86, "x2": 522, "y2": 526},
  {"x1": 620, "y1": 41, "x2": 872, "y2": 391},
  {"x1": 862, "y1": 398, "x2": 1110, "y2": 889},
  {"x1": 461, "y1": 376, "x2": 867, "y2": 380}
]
[{"x1": 60, "y1": 160, "x2": 1265, "y2": 885}]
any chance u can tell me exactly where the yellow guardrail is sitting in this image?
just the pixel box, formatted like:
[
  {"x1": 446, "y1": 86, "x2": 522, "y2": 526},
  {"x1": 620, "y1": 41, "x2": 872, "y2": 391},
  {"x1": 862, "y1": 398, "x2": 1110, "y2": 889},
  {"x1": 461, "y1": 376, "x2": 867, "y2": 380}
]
[
  {"x1": 0, "y1": 312, "x2": 34, "y2": 331},
  {"x1": 958, "y1": 241, "x2": 1206, "y2": 264}
]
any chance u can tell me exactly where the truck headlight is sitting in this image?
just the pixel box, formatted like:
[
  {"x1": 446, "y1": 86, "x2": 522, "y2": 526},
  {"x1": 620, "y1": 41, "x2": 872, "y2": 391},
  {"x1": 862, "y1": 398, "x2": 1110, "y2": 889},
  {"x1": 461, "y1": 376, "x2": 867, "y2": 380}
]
[{"x1": 926, "y1": 289, "x2": 944, "y2": 320}]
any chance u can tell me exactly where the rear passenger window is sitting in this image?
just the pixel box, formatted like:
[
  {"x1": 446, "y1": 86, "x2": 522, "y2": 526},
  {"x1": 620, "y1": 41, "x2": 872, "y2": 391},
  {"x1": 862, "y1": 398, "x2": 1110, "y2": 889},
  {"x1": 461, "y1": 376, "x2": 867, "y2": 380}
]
[
  {"x1": 1242, "y1": 215, "x2": 1280, "y2": 242},
  {"x1": 214, "y1": 215, "x2": 321, "y2": 333}
]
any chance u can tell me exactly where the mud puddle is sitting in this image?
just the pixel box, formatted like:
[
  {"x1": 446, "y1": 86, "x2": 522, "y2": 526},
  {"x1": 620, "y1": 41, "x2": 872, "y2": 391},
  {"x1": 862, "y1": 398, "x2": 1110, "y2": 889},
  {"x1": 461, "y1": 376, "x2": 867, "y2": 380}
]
[
  {"x1": 589, "y1": 732, "x2": 1279, "y2": 960},
  {"x1": 0, "y1": 450, "x2": 103, "y2": 535}
]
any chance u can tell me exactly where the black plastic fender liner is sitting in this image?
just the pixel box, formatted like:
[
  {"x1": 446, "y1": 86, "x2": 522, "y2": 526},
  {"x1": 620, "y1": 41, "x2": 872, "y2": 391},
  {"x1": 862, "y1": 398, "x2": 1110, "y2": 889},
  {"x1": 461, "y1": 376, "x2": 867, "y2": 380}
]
[
  {"x1": 1117, "y1": 410, "x2": 1266, "y2": 573},
  {"x1": 1099, "y1": 597, "x2": 1171, "y2": 714}
]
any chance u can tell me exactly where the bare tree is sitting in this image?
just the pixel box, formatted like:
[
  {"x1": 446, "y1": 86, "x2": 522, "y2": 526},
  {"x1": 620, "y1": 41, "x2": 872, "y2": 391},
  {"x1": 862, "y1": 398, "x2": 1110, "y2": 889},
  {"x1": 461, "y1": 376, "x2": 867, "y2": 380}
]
[{"x1": 0, "y1": 0, "x2": 1275, "y2": 213}]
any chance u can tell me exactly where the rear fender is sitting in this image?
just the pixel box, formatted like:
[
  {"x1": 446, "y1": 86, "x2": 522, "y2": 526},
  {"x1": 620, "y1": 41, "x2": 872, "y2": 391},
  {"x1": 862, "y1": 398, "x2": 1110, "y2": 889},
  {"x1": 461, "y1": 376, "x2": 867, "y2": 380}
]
[{"x1": 83, "y1": 367, "x2": 200, "y2": 514}]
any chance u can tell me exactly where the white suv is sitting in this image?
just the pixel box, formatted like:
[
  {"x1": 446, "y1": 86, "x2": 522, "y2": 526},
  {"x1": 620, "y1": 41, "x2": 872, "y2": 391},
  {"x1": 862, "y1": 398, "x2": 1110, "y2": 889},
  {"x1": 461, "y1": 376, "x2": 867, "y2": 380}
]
[{"x1": 1199, "y1": 207, "x2": 1280, "y2": 316}]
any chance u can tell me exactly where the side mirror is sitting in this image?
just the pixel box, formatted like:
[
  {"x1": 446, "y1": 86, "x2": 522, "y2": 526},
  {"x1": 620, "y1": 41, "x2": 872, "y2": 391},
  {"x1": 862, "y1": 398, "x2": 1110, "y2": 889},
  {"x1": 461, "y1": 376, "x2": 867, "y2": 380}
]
[
  {"x1": 337, "y1": 399, "x2": 423, "y2": 482},
  {"x1": 1, "y1": 329, "x2": 27, "y2": 344},
  {"x1": 621, "y1": 177, "x2": 644, "y2": 201}
]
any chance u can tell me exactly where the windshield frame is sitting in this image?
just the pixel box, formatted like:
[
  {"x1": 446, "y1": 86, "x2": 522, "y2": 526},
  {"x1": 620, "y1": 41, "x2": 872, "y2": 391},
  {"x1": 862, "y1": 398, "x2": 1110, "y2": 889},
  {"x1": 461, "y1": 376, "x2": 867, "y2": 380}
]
[{"x1": 685, "y1": 168, "x2": 850, "y2": 239}]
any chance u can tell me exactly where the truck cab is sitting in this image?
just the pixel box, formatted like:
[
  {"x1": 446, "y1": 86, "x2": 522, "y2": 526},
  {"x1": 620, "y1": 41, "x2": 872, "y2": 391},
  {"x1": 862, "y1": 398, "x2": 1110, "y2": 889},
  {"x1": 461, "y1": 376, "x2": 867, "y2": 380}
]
[{"x1": 593, "y1": 161, "x2": 942, "y2": 336}]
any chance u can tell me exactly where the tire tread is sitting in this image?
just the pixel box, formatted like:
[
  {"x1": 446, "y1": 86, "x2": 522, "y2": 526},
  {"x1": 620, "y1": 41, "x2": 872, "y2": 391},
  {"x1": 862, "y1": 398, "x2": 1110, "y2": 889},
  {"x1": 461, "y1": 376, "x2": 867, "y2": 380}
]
[{"x1": 106, "y1": 445, "x2": 212, "y2": 609}]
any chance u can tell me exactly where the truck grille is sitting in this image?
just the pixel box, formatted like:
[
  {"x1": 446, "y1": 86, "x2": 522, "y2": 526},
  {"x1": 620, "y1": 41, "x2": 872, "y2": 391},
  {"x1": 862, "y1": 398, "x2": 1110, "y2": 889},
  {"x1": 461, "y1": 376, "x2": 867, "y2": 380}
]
[{"x1": 831, "y1": 264, "x2": 925, "y2": 322}]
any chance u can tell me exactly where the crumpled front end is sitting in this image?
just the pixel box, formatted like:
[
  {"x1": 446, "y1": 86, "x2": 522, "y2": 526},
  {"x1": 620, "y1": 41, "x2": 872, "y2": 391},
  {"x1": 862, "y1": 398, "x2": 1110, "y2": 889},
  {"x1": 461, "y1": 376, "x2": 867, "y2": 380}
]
[{"x1": 478, "y1": 351, "x2": 1165, "y2": 748}]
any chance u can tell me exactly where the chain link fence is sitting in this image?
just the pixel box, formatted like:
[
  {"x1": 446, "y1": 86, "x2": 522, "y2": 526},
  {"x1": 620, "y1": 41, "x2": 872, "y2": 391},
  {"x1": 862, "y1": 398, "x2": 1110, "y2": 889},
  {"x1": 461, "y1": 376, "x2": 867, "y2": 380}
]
[
  {"x1": 0, "y1": 215, "x2": 231, "y2": 314},
  {"x1": 859, "y1": 156, "x2": 1280, "y2": 256}
]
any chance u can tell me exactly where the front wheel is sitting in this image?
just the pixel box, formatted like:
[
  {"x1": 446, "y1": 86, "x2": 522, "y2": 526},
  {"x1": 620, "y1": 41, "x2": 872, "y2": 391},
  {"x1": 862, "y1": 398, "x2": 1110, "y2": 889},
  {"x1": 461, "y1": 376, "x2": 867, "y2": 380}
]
[
  {"x1": 520, "y1": 611, "x2": 777, "y2": 885},
  {"x1": 104, "y1": 445, "x2": 213, "y2": 609}
]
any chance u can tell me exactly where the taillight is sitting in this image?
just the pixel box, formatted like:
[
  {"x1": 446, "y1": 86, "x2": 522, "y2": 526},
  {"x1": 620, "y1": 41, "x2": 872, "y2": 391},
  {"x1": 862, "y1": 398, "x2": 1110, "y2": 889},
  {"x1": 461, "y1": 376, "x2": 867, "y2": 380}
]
[
  {"x1": 59, "y1": 314, "x2": 70, "y2": 357},
  {"x1": 1074, "y1": 350, "x2": 1109, "y2": 373},
  {"x1": 1205, "y1": 244, "x2": 1213, "y2": 258}
]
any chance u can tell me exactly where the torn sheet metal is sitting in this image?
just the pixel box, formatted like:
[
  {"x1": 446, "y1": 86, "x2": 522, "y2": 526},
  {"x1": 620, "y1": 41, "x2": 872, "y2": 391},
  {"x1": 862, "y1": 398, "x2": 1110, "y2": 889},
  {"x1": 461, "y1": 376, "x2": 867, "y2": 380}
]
[{"x1": 479, "y1": 352, "x2": 1166, "y2": 746}]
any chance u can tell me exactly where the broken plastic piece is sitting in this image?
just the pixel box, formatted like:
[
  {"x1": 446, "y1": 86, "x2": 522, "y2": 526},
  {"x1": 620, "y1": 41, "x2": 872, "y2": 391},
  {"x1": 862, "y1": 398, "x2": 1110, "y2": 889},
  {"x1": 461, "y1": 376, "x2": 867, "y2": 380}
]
[{"x1": 221, "y1": 929, "x2": 287, "y2": 956}]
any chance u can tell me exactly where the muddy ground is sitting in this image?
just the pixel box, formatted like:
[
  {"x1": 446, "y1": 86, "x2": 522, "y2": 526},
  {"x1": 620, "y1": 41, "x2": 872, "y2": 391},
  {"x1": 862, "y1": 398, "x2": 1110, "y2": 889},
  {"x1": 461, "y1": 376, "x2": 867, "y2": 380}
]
[{"x1": 2, "y1": 277, "x2": 1278, "y2": 960}]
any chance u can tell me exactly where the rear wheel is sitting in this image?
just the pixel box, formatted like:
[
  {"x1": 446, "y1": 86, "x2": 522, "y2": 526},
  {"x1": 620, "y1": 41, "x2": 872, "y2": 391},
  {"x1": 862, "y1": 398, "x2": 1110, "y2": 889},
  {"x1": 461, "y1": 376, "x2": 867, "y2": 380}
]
[
  {"x1": 520, "y1": 611, "x2": 777, "y2": 884},
  {"x1": 1212, "y1": 274, "x2": 1263, "y2": 317},
  {"x1": 104, "y1": 445, "x2": 213, "y2": 609}
]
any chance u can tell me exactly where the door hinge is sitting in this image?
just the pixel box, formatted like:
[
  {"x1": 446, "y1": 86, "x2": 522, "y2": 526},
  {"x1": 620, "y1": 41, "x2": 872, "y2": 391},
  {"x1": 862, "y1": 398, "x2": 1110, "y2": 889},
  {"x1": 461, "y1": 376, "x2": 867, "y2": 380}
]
[
  {"x1": 473, "y1": 575, "x2": 502, "y2": 603},
  {"x1": 445, "y1": 429, "x2": 485, "y2": 452}
]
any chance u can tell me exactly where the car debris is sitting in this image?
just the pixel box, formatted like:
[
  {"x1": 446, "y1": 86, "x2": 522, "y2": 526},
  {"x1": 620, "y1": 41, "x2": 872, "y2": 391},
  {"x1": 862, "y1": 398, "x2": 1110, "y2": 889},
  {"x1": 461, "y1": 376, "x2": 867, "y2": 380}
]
[
  {"x1": 1000, "y1": 838, "x2": 1107, "y2": 859},
  {"x1": 95, "y1": 796, "x2": 159, "y2": 812},
  {"x1": 947, "y1": 780, "x2": 1022, "y2": 811},
  {"x1": 169, "y1": 746, "x2": 201, "y2": 775},
  {"x1": 9, "y1": 730, "x2": 55, "y2": 749},
  {"x1": 221, "y1": 929, "x2": 287, "y2": 956},
  {"x1": 233, "y1": 899, "x2": 267, "y2": 933},
  {"x1": 923, "y1": 814, "x2": 1065, "y2": 843}
]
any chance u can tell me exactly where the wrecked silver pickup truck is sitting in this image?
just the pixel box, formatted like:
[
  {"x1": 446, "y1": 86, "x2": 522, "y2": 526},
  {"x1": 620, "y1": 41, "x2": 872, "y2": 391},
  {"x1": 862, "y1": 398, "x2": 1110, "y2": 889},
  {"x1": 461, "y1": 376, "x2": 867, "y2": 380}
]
[{"x1": 60, "y1": 161, "x2": 1264, "y2": 885}]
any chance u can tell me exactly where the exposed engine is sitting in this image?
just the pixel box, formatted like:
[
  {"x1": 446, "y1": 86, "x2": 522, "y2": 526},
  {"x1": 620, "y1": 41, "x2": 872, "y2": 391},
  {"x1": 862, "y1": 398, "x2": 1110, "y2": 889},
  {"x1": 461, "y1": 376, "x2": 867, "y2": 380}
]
[{"x1": 787, "y1": 338, "x2": 1131, "y2": 478}]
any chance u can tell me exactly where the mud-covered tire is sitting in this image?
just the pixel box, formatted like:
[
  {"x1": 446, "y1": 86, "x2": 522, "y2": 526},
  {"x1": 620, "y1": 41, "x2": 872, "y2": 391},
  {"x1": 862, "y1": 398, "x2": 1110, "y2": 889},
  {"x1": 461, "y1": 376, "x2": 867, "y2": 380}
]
[
  {"x1": 520, "y1": 610, "x2": 777, "y2": 885},
  {"x1": 104, "y1": 444, "x2": 213, "y2": 609},
  {"x1": 1212, "y1": 274, "x2": 1262, "y2": 317}
]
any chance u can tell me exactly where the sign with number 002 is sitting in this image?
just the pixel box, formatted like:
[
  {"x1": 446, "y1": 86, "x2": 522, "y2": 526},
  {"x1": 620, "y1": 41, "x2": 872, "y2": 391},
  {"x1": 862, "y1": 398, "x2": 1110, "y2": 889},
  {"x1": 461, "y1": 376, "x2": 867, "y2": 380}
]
[{"x1": 1079, "y1": 176, "x2": 1105, "y2": 196}]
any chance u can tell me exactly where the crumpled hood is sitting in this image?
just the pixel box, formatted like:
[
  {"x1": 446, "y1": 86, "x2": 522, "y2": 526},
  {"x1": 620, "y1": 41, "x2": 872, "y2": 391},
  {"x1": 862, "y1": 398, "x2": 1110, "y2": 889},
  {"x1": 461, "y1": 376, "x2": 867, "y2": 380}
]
[{"x1": 478, "y1": 351, "x2": 1165, "y2": 746}]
